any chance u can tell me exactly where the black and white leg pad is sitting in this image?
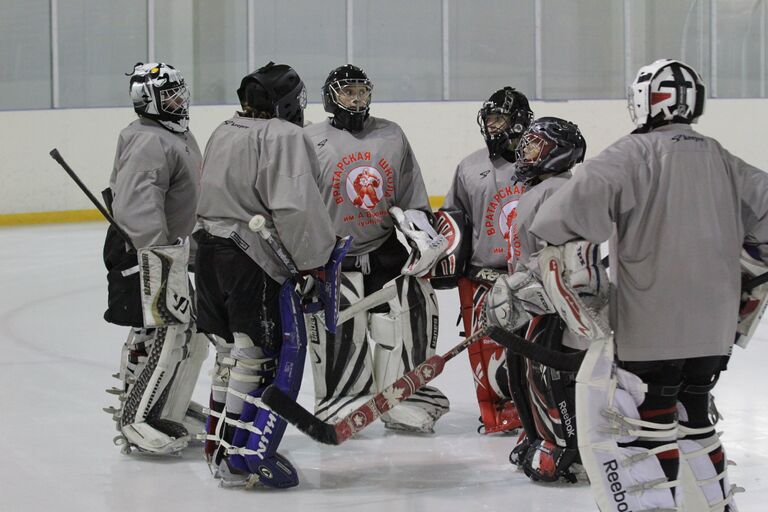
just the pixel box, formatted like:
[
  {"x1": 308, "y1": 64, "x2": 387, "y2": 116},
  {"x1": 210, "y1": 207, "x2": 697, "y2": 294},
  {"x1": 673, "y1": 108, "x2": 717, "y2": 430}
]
[
  {"x1": 107, "y1": 325, "x2": 189, "y2": 455},
  {"x1": 370, "y1": 276, "x2": 449, "y2": 432},
  {"x1": 311, "y1": 272, "x2": 375, "y2": 422},
  {"x1": 575, "y1": 338, "x2": 680, "y2": 511}
]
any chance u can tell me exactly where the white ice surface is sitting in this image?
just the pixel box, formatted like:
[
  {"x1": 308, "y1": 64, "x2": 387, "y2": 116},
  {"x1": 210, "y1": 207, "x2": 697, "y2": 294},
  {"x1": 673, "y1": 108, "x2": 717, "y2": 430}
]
[{"x1": 1, "y1": 222, "x2": 766, "y2": 511}]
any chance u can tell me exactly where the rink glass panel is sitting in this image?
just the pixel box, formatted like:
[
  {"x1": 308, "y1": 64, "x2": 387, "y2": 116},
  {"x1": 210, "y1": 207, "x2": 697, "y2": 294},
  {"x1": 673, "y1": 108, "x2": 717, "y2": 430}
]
[{"x1": 2, "y1": 0, "x2": 768, "y2": 111}]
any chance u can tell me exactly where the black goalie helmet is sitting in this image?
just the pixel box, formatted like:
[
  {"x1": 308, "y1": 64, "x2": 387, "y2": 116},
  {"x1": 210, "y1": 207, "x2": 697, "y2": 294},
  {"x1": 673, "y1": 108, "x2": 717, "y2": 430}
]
[
  {"x1": 477, "y1": 87, "x2": 533, "y2": 160},
  {"x1": 322, "y1": 64, "x2": 373, "y2": 133},
  {"x1": 515, "y1": 117, "x2": 586, "y2": 184},
  {"x1": 129, "y1": 62, "x2": 190, "y2": 133},
  {"x1": 237, "y1": 62, "x2": 307, "y2": 126}
]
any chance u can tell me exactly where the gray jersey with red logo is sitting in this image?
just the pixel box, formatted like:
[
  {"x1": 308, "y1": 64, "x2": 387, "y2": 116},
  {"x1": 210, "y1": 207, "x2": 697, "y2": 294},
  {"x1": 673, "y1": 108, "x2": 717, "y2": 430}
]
[
  {"x1": 441, "y1": 148, "x2": 526, "y2": 269},
  {"x1": 508, "y1": 173, "x2": 571, "y2": 273},
  {"x1": 530, "y1": 124, "x2": 768, "y2": 361},
  {"x1": 109, "y1": 117, "x2": 202, "y2": 249},
  {"x1": 195, "y1": 115, "x2": 336, "y2": 284},
  {"x1": 304, "y1": 117, "x2": 430, "y2": 256}
]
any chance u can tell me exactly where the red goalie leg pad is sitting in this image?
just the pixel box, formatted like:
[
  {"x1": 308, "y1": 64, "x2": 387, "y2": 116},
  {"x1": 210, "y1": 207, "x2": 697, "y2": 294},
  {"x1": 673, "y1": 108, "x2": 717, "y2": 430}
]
[{"x1": 459, "y1": 277, "x2": 520, "y2": 434}]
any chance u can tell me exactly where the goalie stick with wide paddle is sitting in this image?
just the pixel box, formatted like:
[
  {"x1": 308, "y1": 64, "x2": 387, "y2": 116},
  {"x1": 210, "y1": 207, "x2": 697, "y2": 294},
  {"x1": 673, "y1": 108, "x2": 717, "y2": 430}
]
[{"x1": 261, "y1": 329, "x2": 487, "y2": 445}]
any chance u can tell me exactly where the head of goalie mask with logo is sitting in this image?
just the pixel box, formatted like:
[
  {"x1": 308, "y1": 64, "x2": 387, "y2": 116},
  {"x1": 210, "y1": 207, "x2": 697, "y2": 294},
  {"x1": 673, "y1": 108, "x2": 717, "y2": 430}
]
[
  {"x1": 129, "y1": 62, "x2": 190, "y2": 133},
  {"x1": 627, "y1": 58, "x2": 705, "y2": 132}
]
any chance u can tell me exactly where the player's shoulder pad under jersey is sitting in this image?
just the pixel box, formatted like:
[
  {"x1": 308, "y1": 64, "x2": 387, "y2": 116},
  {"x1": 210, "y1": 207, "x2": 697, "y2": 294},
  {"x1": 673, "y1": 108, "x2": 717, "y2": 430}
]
[{"x1": 431, "y1": 209, "x2": 471, "y2": 289}]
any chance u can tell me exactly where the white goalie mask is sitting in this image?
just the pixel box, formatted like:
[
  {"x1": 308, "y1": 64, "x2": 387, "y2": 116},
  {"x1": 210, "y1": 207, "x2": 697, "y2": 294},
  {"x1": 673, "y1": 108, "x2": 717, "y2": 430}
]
[
  {"x1": 129, "y1": 62, "x2": 190, "y2": 133},
  {"x1": 627, "y1": 59, "x2": 705, "y2": 129}
]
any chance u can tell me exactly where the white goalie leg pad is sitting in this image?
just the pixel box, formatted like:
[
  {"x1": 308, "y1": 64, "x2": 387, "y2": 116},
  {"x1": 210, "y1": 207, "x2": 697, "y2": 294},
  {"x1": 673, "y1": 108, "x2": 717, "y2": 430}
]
[
  {"x1": 310, "y1": 271, "x2": 375, "y2": 422},
  {"x1": 539, "y1": 242, "x2": 611, "y2": 340},
  {"x1": 138, "y1": 238, "x2": 192, "y2": 327},
  {"x1": 371, "y1": 276, "x2": 449, "y2": 432},
  {"x1": 576, "y1": 337, "x2": 680, "y2": 511},
  {"x1": 112, "y1": 325, "x2": 190, "y2": 455},
  {"x1": 161, "y1": 329, "x2": 210, "y2": 437},
  {"x1": 677, "y1": 411, "x2": 742, "y2": 511}
]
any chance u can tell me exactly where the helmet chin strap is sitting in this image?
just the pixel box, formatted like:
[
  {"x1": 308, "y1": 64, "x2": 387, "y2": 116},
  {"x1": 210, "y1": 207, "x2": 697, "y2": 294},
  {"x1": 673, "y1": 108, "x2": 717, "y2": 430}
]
[
  {"x1": 332, "y1": 109, "x2": 368, "y2": 132},
  {"x1": 500, "y1": 136, "x2": 522, "y2": 163}
]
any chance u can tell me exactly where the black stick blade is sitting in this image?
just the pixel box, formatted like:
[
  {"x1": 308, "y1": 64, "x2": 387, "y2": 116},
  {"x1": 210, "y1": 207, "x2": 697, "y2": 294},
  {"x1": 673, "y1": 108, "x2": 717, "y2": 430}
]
[
  {"x1": 486, "y1": 325, "x2": 585, "y2": 372},
  {"x1": 261, "y1": 385, "x2": 339, "y2": 445}
]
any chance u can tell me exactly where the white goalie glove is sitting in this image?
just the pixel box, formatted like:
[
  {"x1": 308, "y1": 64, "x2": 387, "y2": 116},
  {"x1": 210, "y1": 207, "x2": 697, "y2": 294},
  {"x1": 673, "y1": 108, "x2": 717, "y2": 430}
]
[
  {"x1": 538, "y1": 241, "x2": 610, "y2": 340},
  {"x1": 484, "y1": 271, "x2": 555, "y2": 332},
  {"x1": 390, "y1": 207, "x2": 449, "y2": 277}
]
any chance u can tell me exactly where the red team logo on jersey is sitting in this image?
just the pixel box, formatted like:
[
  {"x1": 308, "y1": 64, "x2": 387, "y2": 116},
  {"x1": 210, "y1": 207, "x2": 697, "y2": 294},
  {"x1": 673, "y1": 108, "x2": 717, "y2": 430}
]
[
  {"x1": 500, "y1": 200, "x2": 519, "y2": 238},
  {"x1": 502, "y1": 200, "x2": 522, "y2": 267},
  {"x1": 346, "y1": 166, "x2": 383, "y2": 210}
]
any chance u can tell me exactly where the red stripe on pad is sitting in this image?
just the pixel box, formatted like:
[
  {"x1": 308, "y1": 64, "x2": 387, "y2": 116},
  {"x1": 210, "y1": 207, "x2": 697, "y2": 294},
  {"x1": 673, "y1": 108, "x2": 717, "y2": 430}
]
[{"x1": 639, "y1": 406, "x2": 677, "y2": 420}]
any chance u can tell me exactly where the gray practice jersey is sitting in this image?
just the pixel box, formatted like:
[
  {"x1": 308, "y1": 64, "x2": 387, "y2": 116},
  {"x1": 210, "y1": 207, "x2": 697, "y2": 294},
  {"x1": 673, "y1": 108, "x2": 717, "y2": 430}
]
[
  {"x1": 305, "y1": 117, "x2": 430, "y2": 256},
  {"x1": 109, "y1": 117, "x2": 201, "y2": 249},
  {"x1": 509, "y1": 173, "x2": 570, "y2": 273},
  {"x1": 442, "y1": 148, "x2": 526, "y2": 269},
  {"x1": 530, "y1": 124, "x2": 768, "y2": 361},
  {"x1": 196, "y1": 115, "x2": 336, "y2": 284}
]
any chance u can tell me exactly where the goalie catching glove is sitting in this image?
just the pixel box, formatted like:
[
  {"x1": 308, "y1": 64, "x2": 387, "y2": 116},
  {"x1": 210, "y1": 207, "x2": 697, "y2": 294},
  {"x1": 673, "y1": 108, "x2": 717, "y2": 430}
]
[
  {"x1": 390, "y1": 207, "x2": 449, "y2": 277},
  {"x1": 484, "y1": 271, "x2": 555, "y2": 332}
]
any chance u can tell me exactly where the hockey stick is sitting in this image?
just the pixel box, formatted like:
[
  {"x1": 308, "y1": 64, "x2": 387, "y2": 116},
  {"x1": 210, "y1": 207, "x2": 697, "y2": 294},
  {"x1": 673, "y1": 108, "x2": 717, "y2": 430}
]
[
  {"x1": 336, "y1": 285, "x2": 398, "y2": 325},
  {"x1": 745, "y1": 271, "x2": 768, "y2": 292},
  {"x1": 261, "y1": 329, "x2": 487, "y2": 445},
  {"x1": 248, "y1": 215, "x2": 301, "y2": 280},
  {"x1": 485, "y1": 325, "x2": 585, "y2": 372},
  {"x1": 49, "y1": 148, "x2": 136, "y2": 252}
]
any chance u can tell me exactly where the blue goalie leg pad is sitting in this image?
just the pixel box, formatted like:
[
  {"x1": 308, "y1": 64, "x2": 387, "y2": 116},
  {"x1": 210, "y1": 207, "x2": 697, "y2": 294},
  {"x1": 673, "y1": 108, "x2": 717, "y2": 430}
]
[{"x1": 242, "y1": 282, "x2": 308, "y2": 488}]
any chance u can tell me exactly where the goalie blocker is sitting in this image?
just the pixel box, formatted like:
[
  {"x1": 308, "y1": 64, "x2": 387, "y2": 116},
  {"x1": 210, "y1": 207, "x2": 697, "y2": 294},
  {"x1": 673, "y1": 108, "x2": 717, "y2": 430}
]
[{"x1": 105, "y1": 238, "x2": 208, "y2": 455}]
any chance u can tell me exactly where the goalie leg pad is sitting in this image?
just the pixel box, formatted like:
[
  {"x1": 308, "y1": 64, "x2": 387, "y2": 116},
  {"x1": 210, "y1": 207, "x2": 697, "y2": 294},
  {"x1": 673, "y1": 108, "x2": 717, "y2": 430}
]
[
  {"x1": 677, "y1": 360, "x2": 741, "y2": 511},
  {"x1": 161, "y1": 329, "x2": 210, "y2": 437},
  {"x1": 370, "y1": 276, "x2": 449, "y2": 432},
  {"x1": 576, "y1": 338, "x2": 680, "y2": 511},
  {"x1": 112, "y1": 325, "x2": 190, "y2": 455},
  {"x1": 459, "y1": 277, "x2": 521, "y2": 434},
  {"x1": 514, "y1": 314, "x2": 582, "y2": 482},
  {"x1": 217, "y1": 333, "x2": 277, "y2": 477},
  {"x1": 311, "y1": 271, "x2": 375, "y2": 422},
  {"x1": 241, "y1": 282, "x2": 307, "y2": 488},
  {"x1": 213, "y1": 283, "x2": 306, "y2": 489},
  {"x1": 203, "y1": 336, "x2": 234, "y2": 462}
]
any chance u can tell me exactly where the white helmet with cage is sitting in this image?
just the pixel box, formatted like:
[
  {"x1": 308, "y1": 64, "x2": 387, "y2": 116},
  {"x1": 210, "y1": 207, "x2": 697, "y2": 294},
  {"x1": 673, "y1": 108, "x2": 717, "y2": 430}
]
[
  {"x1": 129, "y1": 62, "x2": 190, "y2": 133},
  {"x1": 627, "y1": 59, "x2": 705, "y2": 130}
]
